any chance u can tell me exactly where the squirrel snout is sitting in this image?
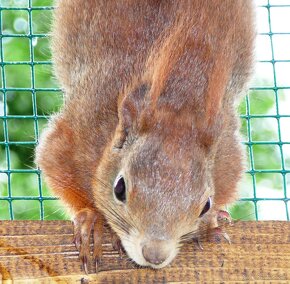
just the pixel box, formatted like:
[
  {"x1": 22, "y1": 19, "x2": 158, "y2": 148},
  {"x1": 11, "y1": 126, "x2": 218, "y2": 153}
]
[{"x1": 142, "y1": 240, "x2": 171, "y2": 266}]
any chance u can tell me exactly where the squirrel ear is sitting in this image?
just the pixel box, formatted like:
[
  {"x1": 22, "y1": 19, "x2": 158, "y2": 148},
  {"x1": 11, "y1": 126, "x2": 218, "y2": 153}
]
[
  {"x1": 114, "y1": 83, "x2": 148, "y2": 148},
  {"x1": 197, "y1": 60, "x2": 230, "y2": 149},
  {"x1": 205, "y1": 58, "x2": 230, "y2": 124},
  {"x1": 119, "y1": 83, "x2": 149, "y2": 129}
]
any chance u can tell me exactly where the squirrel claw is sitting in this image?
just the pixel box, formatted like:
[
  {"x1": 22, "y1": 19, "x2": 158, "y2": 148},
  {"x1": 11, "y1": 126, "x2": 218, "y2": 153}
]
[
  {"x1": 81, "y1": 255, "x2": 89, "y2": 275},
  {"x1": 111, "y1": 232, "x2": 124, "y2": 257},
  {"x1": 194, "y1": 238, "x2": 204, "y2": 250},
  {"x1": 73, "y1": 235, "x2": 81, "y2": 251},
  {"x1": 222, "y1": 231, "x2": 231, "y2": 244},
  {"x1": 93, "y1": 215, "x2": 104, "y2": 272},
  {"x1": 95, "y1": 257, "x2": 101, "y2": 272},
  {"x1": 210, "y1": 226, "x2": 231, "y2": 244}
]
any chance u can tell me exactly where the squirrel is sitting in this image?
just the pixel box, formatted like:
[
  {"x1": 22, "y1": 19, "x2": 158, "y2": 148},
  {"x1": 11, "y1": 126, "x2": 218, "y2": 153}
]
[{"x1": 36, "y1": 0, "x2": 255, "y2": 270}]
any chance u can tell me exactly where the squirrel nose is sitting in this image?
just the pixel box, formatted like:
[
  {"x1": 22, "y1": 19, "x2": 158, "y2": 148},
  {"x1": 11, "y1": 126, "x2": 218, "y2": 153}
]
[{"x1": 142, "y1": 240, "x2": 170, "y2": 265}]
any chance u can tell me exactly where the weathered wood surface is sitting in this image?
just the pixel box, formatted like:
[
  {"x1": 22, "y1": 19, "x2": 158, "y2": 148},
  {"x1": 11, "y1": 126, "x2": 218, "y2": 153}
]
[{"x1": 0, "y1": 221, "x2": 289, "y2": 283}]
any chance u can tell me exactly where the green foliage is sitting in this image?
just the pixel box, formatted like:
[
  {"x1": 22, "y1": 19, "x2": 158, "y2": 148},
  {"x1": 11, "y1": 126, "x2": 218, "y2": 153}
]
[{"x1": 230, "y1": 201, "x2": 256, "y2": 221}]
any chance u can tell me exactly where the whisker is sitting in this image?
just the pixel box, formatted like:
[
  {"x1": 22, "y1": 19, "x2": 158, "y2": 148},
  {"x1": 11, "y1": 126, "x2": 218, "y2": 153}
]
[
  {"x1": 105, "y1": 212, "x2": 130, "y2": 235},
  {"x1": 94, "y1": 176, "x2": 141, "y2": 237}
]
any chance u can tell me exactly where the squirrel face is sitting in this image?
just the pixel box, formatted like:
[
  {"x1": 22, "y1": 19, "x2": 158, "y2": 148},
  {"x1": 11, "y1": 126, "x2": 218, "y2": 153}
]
[{"x1": 94, "y1": 116, "x2": 214, "y2": 268}]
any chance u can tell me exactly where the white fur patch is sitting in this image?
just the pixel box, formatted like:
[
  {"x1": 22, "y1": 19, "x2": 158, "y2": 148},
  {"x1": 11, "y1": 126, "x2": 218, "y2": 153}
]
[{"x1": 120, "y1": 228, "x2": 179, "y2": 269}]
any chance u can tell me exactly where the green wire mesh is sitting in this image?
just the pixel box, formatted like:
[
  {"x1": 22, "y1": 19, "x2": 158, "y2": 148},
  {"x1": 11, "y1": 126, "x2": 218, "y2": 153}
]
[
  {"x1": 0, "y1": 0, "x2": 60, "y2": 220},
  {"x1": 0, "y1": 0, "x2": 289, "y2": 221},
  {"x1": 239, "y1": 1, "x2": 290, "y2": 221}
]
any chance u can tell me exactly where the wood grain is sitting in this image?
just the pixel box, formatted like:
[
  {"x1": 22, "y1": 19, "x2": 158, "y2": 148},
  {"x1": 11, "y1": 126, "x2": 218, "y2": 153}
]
[{"x1": 0, "y1": 221, "x2": 289, "y2": 283}]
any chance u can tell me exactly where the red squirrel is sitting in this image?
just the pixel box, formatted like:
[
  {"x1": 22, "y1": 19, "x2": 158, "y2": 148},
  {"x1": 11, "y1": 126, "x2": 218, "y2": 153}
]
[{"x1": 36, "y1": 0, "x2": 255, "y2": 270}]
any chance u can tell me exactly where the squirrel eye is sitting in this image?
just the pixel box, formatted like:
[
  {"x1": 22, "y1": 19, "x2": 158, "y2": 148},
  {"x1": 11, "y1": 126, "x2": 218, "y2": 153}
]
[
  {"x1": 114, "y1": 176, "x2": 126, "y2": 203},
  {"x1": 199, "y1": 197, "x2": 212, "y2": 217}
]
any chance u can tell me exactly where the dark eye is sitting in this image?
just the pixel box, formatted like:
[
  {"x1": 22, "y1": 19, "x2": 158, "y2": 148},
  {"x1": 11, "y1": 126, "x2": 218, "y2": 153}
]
[
  {"x1": 199, "y1": 197, "x2": 212, "y2": 217},
  {"x1": 114, "y1": 176, "x2": 126, "y2": 202}
]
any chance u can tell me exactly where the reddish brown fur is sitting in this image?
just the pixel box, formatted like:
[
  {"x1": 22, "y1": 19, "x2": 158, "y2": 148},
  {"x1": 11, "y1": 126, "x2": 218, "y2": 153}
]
[{"x1": 36, "y1": 0, "x2": 255, "y2": 268}]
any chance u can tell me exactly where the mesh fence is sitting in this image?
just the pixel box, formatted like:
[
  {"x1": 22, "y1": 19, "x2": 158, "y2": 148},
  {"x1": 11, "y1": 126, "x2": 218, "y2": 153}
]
[{"x1": 0, "y1": 0, "x2": 289, "y2": 221}]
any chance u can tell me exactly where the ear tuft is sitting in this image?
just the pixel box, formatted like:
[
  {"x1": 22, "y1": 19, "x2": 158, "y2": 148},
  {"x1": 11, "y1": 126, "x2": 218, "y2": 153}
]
[
  {"x1": 119, "y1": 83, "x2": 149, "y2": 128},
  {"x1": 205, "y1": 58, "x2": 230, "y2": 124},
  {"x1": 115, "y1": 83, "x2": 149, "y2": 148},
  {"x1": 196, "y1": 112, "x2": 224, "y2": 151}
]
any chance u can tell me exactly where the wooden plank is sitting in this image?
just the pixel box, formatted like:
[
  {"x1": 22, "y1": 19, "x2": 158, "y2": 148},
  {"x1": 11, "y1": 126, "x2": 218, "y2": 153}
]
[{"x1": 0, "y1": 221, "x2": 289, "y2": 283}]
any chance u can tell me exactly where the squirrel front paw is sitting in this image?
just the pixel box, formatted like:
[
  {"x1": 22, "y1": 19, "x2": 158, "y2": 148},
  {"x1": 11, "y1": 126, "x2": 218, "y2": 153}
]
[
  {"x1": 208, "y1": 209, "x2": 232, "y2": 244},
  {"x1": 73, "y1": 208, "x2": 104, "y2": 274},
  {"x1": 195, "y1": 209, "x2": 233, "y2": 249}
]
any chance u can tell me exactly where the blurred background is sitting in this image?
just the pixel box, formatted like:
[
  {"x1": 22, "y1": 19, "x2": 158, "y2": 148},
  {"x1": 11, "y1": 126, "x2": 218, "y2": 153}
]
[{"x1": 0, "y1": 0, "x2": 289, "y2": 221}]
